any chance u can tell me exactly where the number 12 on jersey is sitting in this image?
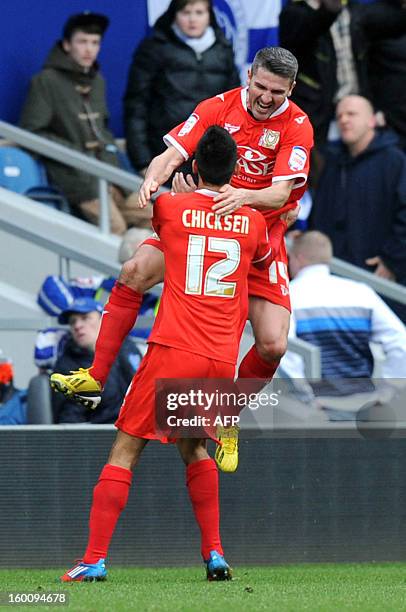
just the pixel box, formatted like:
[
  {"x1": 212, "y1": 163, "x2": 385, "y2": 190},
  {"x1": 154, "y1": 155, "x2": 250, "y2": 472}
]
[{"x1": 185, "y1": 235, "x2": 241, "y2": 298}]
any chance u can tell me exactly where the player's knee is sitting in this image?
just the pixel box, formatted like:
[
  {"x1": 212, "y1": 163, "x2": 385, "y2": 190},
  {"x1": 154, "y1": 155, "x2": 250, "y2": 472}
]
[
  {"x1": 257, "y1": 336, "x2": 288, "y2": 363},
  {"x1": 119, "y1": 247, "x2": 164, "y2": 292},
  {"x1": 119, "y1": 256, "x2": 152, "y2": 293}
]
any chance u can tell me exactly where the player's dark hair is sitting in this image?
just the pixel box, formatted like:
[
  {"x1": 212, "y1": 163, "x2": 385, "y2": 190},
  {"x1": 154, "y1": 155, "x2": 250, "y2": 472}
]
[
  {"x1": 195, "y1": 126, "x2": 237, "y2": 187},
  {"x1": 252, "y1": 47, "x2": 298, "y2": 83}
]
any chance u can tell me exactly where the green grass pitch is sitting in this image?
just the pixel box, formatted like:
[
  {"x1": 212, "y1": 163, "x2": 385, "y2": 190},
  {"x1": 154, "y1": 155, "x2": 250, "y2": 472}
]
[{"x1": 1, "y1": 564, "x2": 406, "y2": 611}]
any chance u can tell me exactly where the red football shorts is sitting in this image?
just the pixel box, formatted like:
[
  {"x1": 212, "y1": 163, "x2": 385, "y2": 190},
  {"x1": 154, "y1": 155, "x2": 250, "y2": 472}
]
[
  {"x1": 142, "y1": 232, "x2": 291, "y2": 312},
  {"x1": 247, "y1": 238, "x2": 291, "y2": 311},
  {"x1": 115, "y1": 343, "x2": 235, "y2": 443}
]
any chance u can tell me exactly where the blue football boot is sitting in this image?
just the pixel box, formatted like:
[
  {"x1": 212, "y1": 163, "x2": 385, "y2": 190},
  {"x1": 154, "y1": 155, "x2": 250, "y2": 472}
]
[
  {"x1": 205, "y1": 550, "x2": 232, "y2": 581},
  {"x1": 60, "y1": 558, "x2": 107, "y2": 582}
]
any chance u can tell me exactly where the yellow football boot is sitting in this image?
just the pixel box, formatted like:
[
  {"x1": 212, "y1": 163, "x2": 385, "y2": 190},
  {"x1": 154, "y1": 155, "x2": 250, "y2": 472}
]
[
  {"x1": 50, "y1": 368, "x2": 102, "y2": 409},
  {"x1": 215, "y1": 425, "x2": 239, "y2": 472}
]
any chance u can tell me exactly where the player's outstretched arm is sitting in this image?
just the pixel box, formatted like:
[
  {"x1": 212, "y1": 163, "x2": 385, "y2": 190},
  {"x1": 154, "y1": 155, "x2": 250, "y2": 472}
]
[
  {"x1": 212, "y1": 179, "x2": 295, "y2": 216},
  {"x1": 138, "y1": 146, "x2": 184, "y2": 208}
]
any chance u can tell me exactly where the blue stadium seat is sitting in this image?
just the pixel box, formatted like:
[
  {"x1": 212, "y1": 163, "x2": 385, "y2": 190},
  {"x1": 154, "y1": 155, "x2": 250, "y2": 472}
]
[
  {"x1": 0, "y1": 146, "x2": 46, "y2": 193},
  {"x1": 0, "y1": 146, "x2": 70, "y2": 212}
]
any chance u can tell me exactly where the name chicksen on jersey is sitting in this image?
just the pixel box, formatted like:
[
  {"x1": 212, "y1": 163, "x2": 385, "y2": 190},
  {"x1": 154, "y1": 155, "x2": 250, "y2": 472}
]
[{"x1": 182, "y1": 209, "x2": 250, "y2": 234}]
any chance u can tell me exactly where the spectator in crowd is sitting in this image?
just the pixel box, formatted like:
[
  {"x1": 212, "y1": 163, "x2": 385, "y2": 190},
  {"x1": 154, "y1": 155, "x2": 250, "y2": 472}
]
[
  {"x1": 123, "y1": 0, "x2": 240, "y2": 176},
  {"x1": 20, "y1": 12, "x2": 150, "y2": 235},
  {"x1": 309, "y1": 95, "x2": 406, "y2": 304},
  {"x1": 0, "y1": 352, "x2": 27, "y2": 425},
  {"x1": 51, "y1": 298, "x2": 141, "y2": 424},
  {"x1": 118, "y1": 227, "x2": 154, "y2": 264},
  {"x1": 280, "y1": 231, "x2": 406, "y2": 419},
  {"x1": 279, "y1": 0, "x2": 406, "y2": 151},
  {"x1": 368, "y1": 1, "x2": 406, "y2": 150}
]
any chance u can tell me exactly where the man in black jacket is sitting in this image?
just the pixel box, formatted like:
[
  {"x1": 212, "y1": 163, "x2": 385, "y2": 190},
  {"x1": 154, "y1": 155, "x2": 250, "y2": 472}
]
[
  {"x1": 51, "y1": 298, "x2": 141, "y2": 423},
  {"x1": 368, "y1": 0, "x2": 406, "y2": 150},
  {"x1": 310, "y1": 95, "x2": 406, "y2": 319},
  {"x1": 279, "y1": 0, "x2": 406, "y2": 149}
]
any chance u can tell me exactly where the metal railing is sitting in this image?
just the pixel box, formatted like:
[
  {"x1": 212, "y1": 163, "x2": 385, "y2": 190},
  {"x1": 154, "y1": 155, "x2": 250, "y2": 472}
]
[
  {"x1": 0, "y1": 120, "x2": 144, "y2": 235},
  {"x1": 287, "y1": 336, "x2": 321, "y2": 379},
  {"x1": 1, "y1": 120, "x2": 404, "y2": 379},
  {"x1": 330, "y1": 257, "x2": 406, "y2": 304},
  {"x1": 2, "y1": 120, "x2": 405, "y2": 305},
  {"x1": 0, "y1": 186, "x2": 122, "y2": 277},
  {"x1": 0, "y1": 316, "x2": 320, "y2": 378}
]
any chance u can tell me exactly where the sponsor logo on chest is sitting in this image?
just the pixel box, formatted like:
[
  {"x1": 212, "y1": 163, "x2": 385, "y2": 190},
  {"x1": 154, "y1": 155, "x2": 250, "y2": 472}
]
[
  {"x1": 236, "y1": 146, "x2": 275, "y2": 177},
  {"x1": 259, "y1": 129, "x2": 280, "y2": 149}
]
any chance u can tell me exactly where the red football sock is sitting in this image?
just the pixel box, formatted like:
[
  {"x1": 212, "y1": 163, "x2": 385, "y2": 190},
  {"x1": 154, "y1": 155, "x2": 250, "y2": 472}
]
[
  {"x1": 238, "y1": 344, "x2": 280, "y2": 379},
  {"x1": 186, "y1": 458, "x2": 223, "y2": 559},
  {"x1": 236, "y1": 345, "x2": 280, "y2": 411},
  {"x1": 83, "y1": 464, "x2": 132, "y2": 564},
  {"x1": 91, "y1": 282, "x2": 142, "y2": 386}
]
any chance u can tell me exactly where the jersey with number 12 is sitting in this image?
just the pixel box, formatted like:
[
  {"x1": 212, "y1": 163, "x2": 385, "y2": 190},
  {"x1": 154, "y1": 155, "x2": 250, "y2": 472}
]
[{"x1": 148, "y1": 189, "x2": 279, "y2": 365}]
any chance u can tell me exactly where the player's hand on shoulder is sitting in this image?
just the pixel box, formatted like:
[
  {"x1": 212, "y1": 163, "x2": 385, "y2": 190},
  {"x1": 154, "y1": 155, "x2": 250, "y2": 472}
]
[
  {"x1": 171, "y1": 172, "x2": 197, "y2": 193},
  {"x1": 212, "y1": 185, "x2": 247, "y2": 217},
  {"x1": 281, "y1": 203, "x2": 300, "y2": 229},
  {"x1": 138, "y1": 178, "x2": 159, "y2": 208}
]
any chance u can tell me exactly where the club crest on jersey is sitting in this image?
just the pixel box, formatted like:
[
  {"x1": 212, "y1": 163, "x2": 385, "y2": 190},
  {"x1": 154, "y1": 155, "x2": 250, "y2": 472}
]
[
  {"x1": 224, "y1": 122, "x2": 240, "y2": 134},
  {"x1": 178, "y1": 113, "x2": 199, "y2": 137},
  {"x1": 288, "y1": 146, "x2": 307, "y2": 171},
  {"x1": 259, "y1": 129, "x2": 280, "y2": 150}
]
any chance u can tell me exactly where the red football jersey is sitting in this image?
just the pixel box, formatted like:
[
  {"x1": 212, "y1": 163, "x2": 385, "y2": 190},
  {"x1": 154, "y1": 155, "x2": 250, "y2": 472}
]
[
  {"x1": 149, "y1": 189, "x2": 274, "y2": 365},
  {"x1": 165, "y1": 87, "x2": 314, "y2": 223}
]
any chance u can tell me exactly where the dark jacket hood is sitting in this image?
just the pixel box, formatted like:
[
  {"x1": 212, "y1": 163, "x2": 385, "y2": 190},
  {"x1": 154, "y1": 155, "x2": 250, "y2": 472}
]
[
  {"x1": 43, "y1": 42, "x2": 99, "y2": 80},
  {"x1": 328, "y1": 129, "x2": 401, "y2": 165},
  {"x1": 154, "y1": 0, "x2": 225, "y2": 41}
]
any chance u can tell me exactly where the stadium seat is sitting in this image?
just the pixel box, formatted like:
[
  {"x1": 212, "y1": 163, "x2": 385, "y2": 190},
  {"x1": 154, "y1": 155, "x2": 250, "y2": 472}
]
[
  {"x1": 0, "y1": 146, "x2": 70, "y2": 213},
  {"x1": 26, "y1": 373, "x2": 53, "y2": 424}
]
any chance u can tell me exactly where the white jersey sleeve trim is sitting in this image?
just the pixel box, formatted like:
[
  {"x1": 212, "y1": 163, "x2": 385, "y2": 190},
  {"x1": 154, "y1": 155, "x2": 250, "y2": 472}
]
[
  {"x1": 272, "y1": 173, "x2": 308, "y2": 189},
  {"x1": 163, "y1": 134, "x2": 189, "y2": 161}
]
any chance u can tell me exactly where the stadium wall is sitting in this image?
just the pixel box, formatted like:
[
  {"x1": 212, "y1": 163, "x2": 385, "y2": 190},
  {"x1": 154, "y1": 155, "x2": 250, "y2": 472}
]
[
  {"x1": 1, "y1": 428, "x2": 405, "y2": 568},
  {"x1": 0, "y1": 1, "x2": 376, "y2": 137}
]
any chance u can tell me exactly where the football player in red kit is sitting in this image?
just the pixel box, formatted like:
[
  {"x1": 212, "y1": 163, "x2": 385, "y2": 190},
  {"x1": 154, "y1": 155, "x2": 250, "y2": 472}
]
[
  {"x1": 55, "y1": 126, "x2": 290, "y2": 583},
  {"x1": 52, "y1": 47, "x2": 313, "y2": 473}
]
